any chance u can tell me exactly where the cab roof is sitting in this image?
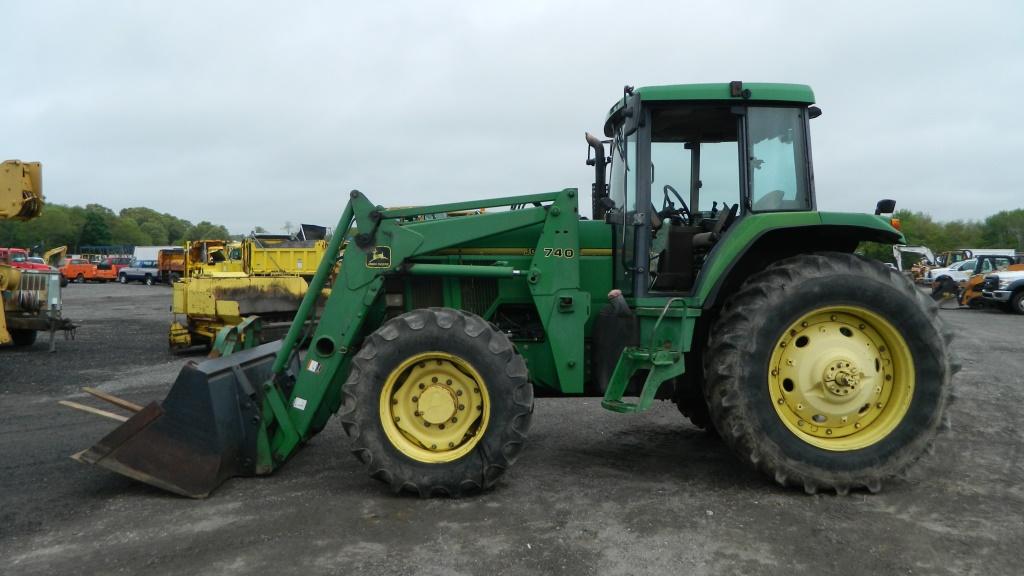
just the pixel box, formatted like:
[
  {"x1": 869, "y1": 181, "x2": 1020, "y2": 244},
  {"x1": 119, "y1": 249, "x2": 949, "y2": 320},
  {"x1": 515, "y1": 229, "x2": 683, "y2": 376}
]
[{"x1": 604, "y1": 82, "x2": 815, "y2": 135}]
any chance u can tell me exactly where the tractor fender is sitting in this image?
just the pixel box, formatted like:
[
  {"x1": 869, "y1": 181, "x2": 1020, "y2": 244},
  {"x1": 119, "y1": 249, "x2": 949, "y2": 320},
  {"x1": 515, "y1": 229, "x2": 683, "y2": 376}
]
[{"x1": 693, "y1": 214, "x2": 903, "y2": 314}]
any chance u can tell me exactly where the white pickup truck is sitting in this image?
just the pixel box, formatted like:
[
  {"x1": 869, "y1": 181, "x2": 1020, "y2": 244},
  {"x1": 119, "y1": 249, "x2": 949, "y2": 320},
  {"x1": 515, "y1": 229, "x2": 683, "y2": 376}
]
[{"x1": 981, "y1": 269, "x2": 1024, "y2": 314}]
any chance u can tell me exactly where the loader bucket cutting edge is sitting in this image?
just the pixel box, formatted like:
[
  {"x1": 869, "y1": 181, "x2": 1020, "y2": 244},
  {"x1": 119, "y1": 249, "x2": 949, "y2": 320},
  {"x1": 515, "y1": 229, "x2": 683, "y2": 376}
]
[{"x1": 71, "y1": 340, "x2": 287, "y2": 498}]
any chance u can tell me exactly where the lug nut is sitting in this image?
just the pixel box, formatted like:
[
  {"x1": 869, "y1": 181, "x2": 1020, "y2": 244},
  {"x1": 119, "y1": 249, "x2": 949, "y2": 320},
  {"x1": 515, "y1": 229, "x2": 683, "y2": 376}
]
[
  {"x1": 449, "y1": 442, "x2": 455, "y2": 448},
  {"x1": 394, "y1": 417, "x2": 400, "y2": 422},
  {"x1": 451, "y1": 417, "x2": 458, "y2": 423},
  {"x1": 456, "y1": 390, "x2": 463, "y2": 396},
  {"x1": 419, "y1": 383, "x2": 425, "y2": 390},
  {"x1": 459, "y1": 404, "x2": 465, "y2": 410},
  {"x1": 439, "y1": 424, "x2": 445, "y2": 430},
  {"x1": 432, "y1": 376, "x2": 438, "y2": 383},
  {"x1": 412, "y1": 396, "x2": 418, "y2": 402},
  {"x1": 446, "y1": 379, "x2": 452, "y2": 385}
]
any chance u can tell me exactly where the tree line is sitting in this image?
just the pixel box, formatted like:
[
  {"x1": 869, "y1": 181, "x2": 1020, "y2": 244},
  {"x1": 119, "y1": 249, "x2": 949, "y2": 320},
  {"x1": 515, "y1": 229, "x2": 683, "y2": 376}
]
[
  {"x1": 861, "y1": 208, "x2": 1024, "y2": 263},
  {"x1": 0, "y1": 203, "x2": 231, "y2": 253}
]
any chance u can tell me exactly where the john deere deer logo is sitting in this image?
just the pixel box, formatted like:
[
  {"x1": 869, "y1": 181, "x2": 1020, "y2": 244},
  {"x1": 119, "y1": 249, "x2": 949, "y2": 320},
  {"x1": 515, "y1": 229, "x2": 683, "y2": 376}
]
[{"x1": 366, "y1": 246, "x2": 392, "y2": 269}]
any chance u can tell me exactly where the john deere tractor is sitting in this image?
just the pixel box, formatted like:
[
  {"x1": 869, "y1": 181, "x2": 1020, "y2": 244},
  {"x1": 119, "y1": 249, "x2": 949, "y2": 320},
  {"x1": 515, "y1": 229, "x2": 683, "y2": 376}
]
[{"x1": 68, "y1": 82, "x2": 955, "y2": 497}]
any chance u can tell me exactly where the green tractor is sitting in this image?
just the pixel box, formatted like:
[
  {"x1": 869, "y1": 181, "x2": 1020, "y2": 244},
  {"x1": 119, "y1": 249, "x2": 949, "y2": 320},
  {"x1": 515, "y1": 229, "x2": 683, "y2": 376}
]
[{"x1": 68, "y1": 82, "x2": 955, "y2": 497}]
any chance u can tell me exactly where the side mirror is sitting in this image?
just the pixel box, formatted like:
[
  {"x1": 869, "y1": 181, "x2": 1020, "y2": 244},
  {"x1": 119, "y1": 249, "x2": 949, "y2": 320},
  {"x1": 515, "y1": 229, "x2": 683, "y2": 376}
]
[
  {"x1": 808, "y1": 106, "x2": 822, "y2": 119},
  {"x1": 874, "y1": 199, "x2": 897, "y2": 215}
]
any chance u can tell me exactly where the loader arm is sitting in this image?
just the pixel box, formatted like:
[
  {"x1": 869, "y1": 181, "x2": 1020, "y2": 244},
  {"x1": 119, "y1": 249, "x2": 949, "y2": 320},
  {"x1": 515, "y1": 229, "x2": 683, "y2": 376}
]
[
  {"x1": 71, "y1": 188, "x2": 590, "y2": 496},
  {"x1": 269, "y1": 188, "x2": 588, "y2": 462}
]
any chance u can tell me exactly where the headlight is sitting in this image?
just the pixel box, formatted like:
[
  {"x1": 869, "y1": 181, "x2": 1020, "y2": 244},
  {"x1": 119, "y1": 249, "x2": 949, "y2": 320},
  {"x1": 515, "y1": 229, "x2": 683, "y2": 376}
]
[{"x1": 999, "y1": 279, "x2": 1013, "y2": 289}]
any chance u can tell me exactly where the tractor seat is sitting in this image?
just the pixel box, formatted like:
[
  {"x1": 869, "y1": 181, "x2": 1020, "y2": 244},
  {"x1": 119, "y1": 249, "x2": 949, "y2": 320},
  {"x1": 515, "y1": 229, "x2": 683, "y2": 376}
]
[{"x1": 652, "y1": 223, "x2": 699, "y2": 292}]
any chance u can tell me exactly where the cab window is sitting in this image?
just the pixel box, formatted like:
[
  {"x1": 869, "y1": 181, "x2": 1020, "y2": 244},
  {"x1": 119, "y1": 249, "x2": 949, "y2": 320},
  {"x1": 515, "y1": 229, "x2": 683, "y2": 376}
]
[{"x1": 748, "y1": 107, "x2": 811, "y2": 212}]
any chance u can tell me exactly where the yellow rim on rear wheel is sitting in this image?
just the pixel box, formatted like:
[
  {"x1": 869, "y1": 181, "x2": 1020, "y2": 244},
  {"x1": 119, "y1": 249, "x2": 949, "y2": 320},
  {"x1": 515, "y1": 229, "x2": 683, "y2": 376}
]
[
  {"x1": 379, "y1": 352, "x2": 490, "y2": 463},
  {"x1": 768, "y1": 305, "x2": 915, "y2": 451}
]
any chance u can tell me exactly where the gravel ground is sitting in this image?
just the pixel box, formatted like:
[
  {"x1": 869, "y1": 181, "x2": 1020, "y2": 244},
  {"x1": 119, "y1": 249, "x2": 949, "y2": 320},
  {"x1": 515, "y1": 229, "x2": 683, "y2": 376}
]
[{"x1": 1, "y1": 283, "x2": 1022, "y2": 576}]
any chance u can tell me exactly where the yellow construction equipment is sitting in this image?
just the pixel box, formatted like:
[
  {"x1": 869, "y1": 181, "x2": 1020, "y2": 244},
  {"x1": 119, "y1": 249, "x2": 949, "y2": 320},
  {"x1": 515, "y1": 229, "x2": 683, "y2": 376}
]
[
  {"x1": 1, "y1": 161, "x2": 74, "y2": 349},
  {"x1": 169, "y1": 236, "x2": 329, "y2": 349}
]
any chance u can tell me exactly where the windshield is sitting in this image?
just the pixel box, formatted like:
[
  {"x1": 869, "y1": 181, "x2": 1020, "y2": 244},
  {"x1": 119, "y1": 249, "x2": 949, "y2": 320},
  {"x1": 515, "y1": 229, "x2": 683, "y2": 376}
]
[
  {"x1": 11, "y1": 253, "x2": 26, "y2": 262},
  {"x1": 650, "y1": 105, "x2": 740, "y2": 215},
  {"x1": 954, "y1": 259, "x2": 976, "y2": 271},
  {"x1": 748, "y1": 107, "x2": 811, "y2": 211}
]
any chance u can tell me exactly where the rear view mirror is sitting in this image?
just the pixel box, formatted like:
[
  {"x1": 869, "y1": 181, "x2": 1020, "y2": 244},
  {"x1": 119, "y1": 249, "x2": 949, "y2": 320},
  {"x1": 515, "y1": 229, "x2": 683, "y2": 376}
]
[{"x1": 875, "y1": 199, "x2": 897, "y2": 215}]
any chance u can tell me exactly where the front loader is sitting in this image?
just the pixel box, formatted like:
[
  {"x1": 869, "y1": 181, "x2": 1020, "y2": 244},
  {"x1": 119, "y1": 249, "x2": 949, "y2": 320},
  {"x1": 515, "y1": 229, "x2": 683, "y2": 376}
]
[{"x1": 67, "y1": 82, "x2": 956, "y2": 497}]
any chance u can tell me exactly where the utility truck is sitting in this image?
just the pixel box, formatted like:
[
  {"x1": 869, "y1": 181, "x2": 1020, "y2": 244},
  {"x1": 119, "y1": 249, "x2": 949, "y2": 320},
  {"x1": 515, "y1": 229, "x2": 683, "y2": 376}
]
[{"x1": 67, "y1": 83, "x2": 955, "y2": 497}]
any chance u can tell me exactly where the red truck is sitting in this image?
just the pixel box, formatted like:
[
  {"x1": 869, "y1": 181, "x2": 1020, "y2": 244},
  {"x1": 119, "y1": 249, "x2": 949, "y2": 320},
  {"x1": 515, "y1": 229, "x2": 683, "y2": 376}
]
[{"x1": 0, "y1": 247, "x2": 50, "y2": 271}]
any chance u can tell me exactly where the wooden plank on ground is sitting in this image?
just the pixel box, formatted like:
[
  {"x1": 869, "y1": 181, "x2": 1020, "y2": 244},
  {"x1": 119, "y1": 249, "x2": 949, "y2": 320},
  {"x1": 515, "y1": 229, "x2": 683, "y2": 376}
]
[
  {"x1": 59, "y1": 400, "x2": 129, "y2": 422},
  {"x1": 82, "y1": 386, "x2": 143, "y2": 412}
]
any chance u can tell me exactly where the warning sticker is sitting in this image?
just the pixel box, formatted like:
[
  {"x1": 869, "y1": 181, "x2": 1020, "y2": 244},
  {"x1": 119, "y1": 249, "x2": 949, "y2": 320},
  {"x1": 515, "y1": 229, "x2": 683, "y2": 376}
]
[
  {"x1": 307, "y1": 359, "x2": 321, "y2": 374},
  {"x1": 293, "y1": 397, "x2": 308, "y2": 411}
]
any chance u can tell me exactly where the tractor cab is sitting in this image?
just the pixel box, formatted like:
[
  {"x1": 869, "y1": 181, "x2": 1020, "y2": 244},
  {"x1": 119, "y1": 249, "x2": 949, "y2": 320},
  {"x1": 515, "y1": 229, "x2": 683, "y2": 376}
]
[{"x1": 591, "y1": 82, "x2": 817, "y2": 297}]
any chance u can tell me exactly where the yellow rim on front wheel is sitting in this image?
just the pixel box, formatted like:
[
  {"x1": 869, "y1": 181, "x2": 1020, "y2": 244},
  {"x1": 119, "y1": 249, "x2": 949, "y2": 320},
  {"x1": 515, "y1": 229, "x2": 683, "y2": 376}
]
[
  {"x1": 379, "y1": 351, "x2": 490, "y2": 463},
  {"x1": 768, "y1": 305, "x2": 915, "y2": 451}
]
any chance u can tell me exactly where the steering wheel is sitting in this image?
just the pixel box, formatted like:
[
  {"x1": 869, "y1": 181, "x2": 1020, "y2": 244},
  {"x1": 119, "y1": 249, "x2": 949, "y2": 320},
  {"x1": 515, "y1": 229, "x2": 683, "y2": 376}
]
[{"x1": 660, "y1": 184, "x2": 691, "y2": 223}]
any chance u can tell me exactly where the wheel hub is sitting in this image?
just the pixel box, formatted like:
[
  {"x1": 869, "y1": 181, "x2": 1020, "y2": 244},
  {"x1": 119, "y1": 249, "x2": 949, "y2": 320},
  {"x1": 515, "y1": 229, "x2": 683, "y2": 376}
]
[
  {"x1": 767, "y1": 306, "x2": 915, "y2": 451},
  {"x1": 419, "y1": 385, "x2": 457, "y2": 424},
  {"x1": 379, "y1": 352, "x2": 489, "y2": 462},
  {"x1": 823, "y1": 359, "x2": 861, "y2": 397}
]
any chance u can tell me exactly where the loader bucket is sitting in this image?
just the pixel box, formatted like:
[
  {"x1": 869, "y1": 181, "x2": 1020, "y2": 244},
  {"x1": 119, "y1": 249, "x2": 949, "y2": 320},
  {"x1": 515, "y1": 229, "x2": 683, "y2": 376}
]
[{"x1": 72, "y1": 340, "x2": 286, "y2": 498}]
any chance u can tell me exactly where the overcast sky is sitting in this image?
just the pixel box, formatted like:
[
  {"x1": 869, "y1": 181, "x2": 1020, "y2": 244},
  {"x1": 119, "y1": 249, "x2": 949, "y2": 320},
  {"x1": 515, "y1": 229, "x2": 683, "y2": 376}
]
[{"x1": 3, "y1": 1, "x2": 1021, "y2": 233}]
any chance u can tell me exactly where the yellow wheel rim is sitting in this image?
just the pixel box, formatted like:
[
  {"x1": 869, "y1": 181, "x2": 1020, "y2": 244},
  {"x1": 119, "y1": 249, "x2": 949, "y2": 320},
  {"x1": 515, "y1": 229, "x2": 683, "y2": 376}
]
[
  {"x1": 379, "y1": 351, "x2": 490, "y2": 463},
  {"x1": 768, "y1": 305, "x2": 915, "y2": 451}
]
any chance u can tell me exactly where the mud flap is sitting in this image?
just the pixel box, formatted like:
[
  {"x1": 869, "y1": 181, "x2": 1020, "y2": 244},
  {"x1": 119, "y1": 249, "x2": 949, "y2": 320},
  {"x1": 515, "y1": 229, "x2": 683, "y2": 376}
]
[{"x1": 73, "y1": 340, "x2": 288, "y2": 498}]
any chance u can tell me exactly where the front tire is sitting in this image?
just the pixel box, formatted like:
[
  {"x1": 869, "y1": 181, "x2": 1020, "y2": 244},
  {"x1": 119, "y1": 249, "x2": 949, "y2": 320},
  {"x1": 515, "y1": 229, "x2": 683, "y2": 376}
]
[
  {"x1": 144, "y1": 275, "x2": 153, "y2": 286},
  {"x1": 118, "y1": 274, "x2": 127, "y2": 284},
  {"x1": 1011, "y1": 291, "x2": 1024, "y2": 315},
  {"x1": 704, "y1": 253, "x2": 956, "y2": 494},
  {"x1": 339, "y1": 308, "x2": 533, "y2": 496}
]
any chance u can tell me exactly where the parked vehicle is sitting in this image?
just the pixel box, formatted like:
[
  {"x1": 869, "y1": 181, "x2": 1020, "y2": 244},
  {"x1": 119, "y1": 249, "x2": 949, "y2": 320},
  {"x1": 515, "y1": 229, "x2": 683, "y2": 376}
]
[
  {"x1": 0, "y1": 247, "x2": 50, "y2": 271},
  {"x1": 927, "y1": 258, "x2": 977, "y2": 284},
  {"x1": 67, "y1": 82, "x2": 955, "y2": 499},
  {"x1": 118, "y1": 259, "x2": 161, "y2": 285},
  {"x1": 959, "y1": 255, "x2": 1024, "y2": 307},
  {"x1": 157, "y1": 248, "x2": 185, "y2": 283},
  {"x1": 981, "y1": 270, "x2": 1024, "y2": 314},
  {"x1": 61, "y1": 258, "x2": 101, "y2": 283},
  {"x1": 1, "y1": 160, "x2": 75, "y2": 350}
]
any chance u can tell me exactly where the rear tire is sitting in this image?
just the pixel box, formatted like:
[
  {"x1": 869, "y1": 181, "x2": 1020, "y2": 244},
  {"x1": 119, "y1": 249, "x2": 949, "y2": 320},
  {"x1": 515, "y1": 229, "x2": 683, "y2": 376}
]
[
  {"x1": 11, "y1": 329, "x2": 37, "y2": 347},
  {"x1": 118, "y1": 274, "x2": 127, "y2": 284},
  {"x1": 704, "y1": 253, "x2": 956, "y2": 494},
  {"x1": 339, "y1": 307, "x2": 533, "y2": 496},
  {"x1": 76, "y1": 274, "x2": 84, "y2": 284}
]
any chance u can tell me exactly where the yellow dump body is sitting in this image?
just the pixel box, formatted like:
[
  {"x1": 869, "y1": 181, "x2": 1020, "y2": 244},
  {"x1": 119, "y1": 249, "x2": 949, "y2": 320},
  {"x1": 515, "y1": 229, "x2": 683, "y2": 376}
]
[{"x1": 244, "y1": 239, "x2": 327, "y2": 277}]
